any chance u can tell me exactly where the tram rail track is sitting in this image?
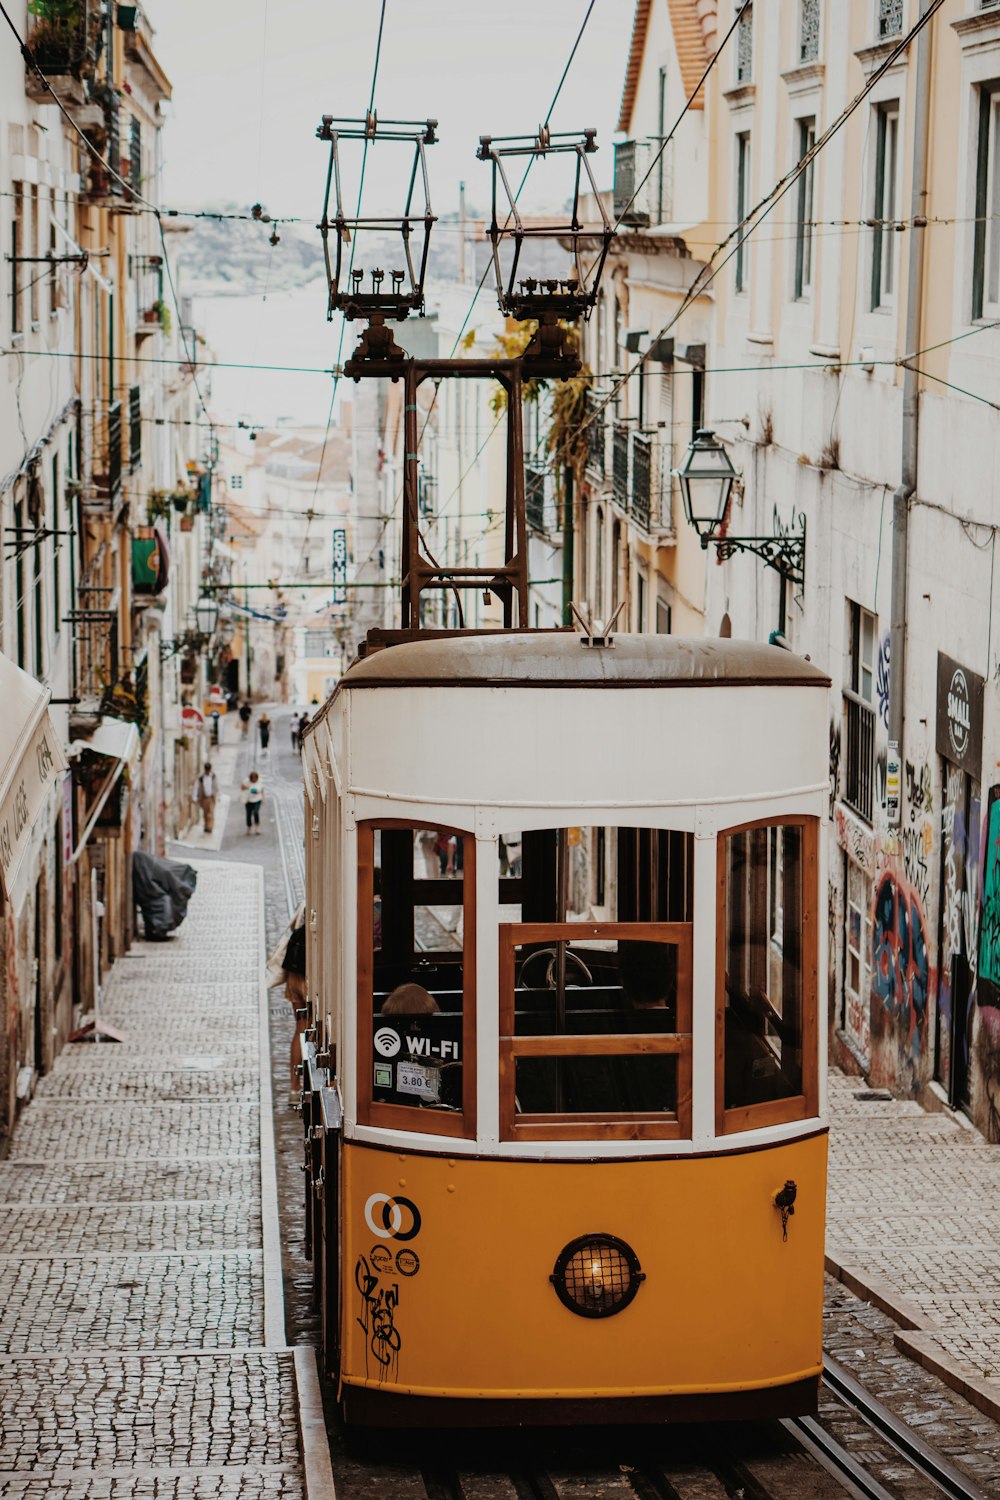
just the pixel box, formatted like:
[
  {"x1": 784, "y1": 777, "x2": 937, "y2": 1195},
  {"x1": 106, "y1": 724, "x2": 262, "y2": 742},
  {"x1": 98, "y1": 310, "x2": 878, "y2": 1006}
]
[{"x1": 342, "y1": 1371, "x2": 996, "y2": 1500}]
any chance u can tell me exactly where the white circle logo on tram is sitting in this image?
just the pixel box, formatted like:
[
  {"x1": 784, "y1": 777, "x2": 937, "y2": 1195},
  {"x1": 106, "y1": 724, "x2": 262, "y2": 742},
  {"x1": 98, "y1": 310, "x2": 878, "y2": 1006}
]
[
  {"x1": 364, "y1": 1192, "x2": 422, "y2": 1242},
  {"x1": 373, "y1": 1027, "x2": 401, "y2": 1058}
]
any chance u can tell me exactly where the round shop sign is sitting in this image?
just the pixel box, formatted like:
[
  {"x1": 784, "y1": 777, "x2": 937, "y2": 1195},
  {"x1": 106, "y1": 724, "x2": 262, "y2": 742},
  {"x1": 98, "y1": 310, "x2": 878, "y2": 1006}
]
[
  {"x1": 947, "y1": 668, "x2": 971, "y2": 761},
  {"x1": 373, "y1": 1026, "x2": 401, "y2": 1058}
]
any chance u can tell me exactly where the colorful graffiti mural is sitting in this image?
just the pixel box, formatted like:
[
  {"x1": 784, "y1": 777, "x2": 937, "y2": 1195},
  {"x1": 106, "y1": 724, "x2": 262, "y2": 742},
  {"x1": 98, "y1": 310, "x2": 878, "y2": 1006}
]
[
  {"x1": 872, "y1": 871, "x2": 931, "y2": 1042},
  {"x1": 978, "y1": 787, "x2": 1000, "y2": 1009}
]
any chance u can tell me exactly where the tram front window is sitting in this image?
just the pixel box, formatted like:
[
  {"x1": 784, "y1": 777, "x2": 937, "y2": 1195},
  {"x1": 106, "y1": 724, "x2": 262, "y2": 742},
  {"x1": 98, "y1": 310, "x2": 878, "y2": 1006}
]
[
  {"x1": 719, "y1": 819, "x2": 819, "y2": 1130},
  {"x1": 359, "y1": 823, "x2": 474, "y2": 1135}
]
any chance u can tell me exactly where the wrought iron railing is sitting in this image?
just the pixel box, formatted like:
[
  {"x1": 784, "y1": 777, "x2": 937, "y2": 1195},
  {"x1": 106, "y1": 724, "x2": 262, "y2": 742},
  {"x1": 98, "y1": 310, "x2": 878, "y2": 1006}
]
[
  {"x1": 525, "y1": 465, "x2": 546, "y2": 534},
  {"x1": 612, "y1": 424, "x2": 629, "y2": 510},
  {"x1": 67, "y1": 608, "x2": 119, "y2": 705},
  {"x1": 128, "y1": 386, "x2": 141, "y2": 470},
  {"x1": 586, "y1": 397, "x2": 605, "y2": 479},
  {"x1": 25, "y1": 0, "x2": 101, "y2": 84},
  {"x1": 843, "y1": 693, "x2": 876, "y2": 823},
  {"x1": 128, "y1": 116, "x2": 143, "y2": 202},
  {"x1": 631, "y1": 433, "x2": 652, "y2": 531}
]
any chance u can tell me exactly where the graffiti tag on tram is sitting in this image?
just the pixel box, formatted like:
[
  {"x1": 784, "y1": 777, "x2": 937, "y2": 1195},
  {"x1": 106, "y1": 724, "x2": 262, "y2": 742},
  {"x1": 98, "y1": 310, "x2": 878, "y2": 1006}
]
[{"x1": 356, "y1": 1194, "x2": 422, "y2": 1381}]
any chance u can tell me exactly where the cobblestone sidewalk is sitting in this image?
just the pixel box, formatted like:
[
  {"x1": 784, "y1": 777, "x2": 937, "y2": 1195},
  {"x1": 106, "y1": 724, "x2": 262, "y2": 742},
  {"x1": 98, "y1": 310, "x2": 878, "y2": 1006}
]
[
  {"x1": 0, "y1": 862, "x2": 307, "y2": 1499},
  {"x1": 827, "y1": 1070, "x2": 1000, "y2": 1418}
]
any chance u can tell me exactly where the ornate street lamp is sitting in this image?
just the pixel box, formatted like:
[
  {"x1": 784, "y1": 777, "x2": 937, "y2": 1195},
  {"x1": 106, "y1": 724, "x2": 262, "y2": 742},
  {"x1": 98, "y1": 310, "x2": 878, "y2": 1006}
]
[
  {"x1": 194, "y1": 594, "x2": 220, "y2": 639},
  {"x1": 674, "y1": 429, "x2": 739, "y2": 542},
  {"x1": 674, "y1": 429, "x2": 805, "y2": 588}
]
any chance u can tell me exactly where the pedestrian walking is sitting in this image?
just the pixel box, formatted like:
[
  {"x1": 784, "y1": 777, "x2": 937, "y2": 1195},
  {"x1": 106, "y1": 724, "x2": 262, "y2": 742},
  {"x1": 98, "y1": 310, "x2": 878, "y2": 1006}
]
[
  {"x1": 297, "y1": 711, "x2": 310, "y2": 754},
  {"x1": 238, "y1": 700, "x2": 252, "y2": 739},
  {"x1": 242, "y1": 769, "x2": 264, "y2": 834},
  {"x1": 290, "y1": 715, "x2": 298, "y2": 753},
  {"x1": 259, "y1": 713, "x2": 271, "y2": 751},
  {"x1": 194, "y1": 763, "x2": 218, "y2": 834}
]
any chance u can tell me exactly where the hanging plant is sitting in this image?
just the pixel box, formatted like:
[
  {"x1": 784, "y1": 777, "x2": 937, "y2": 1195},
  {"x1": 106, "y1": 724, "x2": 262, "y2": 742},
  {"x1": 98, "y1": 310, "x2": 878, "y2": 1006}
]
[
  {"x1": 146, "y1": 489, "x2": 170, "y2": 523},
  {"x1": 171, "y1": 486, "x2": 193, "y2": 513}
]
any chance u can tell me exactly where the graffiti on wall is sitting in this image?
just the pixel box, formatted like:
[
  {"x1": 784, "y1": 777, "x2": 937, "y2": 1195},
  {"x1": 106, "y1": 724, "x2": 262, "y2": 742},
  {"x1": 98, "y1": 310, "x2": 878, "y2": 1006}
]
[
  {"x1": 871, "y1": 869, "x2": 931, "y2": 1058},
  {"x1": 978, "y1": 786, "x2": 1000, "y2": 1009},
  {"x1": 876, "y1": 632, "x2": 891, "y2": 730}
]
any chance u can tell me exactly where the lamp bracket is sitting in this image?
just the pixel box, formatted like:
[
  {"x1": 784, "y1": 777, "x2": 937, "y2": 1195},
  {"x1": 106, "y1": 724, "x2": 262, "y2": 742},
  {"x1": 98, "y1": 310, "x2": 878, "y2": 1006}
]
[{"x1": 708, "y1": 510, "x2": 806, "y2": 588}]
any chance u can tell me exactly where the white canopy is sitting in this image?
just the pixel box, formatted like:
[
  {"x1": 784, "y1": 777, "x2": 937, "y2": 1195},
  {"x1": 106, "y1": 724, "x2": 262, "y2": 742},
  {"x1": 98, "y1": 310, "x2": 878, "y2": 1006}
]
[{"x1": 0, "y1": 654, "x2": 68, "y2": 898}]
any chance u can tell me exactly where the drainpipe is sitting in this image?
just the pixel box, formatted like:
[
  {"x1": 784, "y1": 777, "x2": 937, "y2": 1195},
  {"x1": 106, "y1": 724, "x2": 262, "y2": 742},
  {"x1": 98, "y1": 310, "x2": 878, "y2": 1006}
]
[{"x1": 889, "y1": 0, "x2": 934, "y2": 760}]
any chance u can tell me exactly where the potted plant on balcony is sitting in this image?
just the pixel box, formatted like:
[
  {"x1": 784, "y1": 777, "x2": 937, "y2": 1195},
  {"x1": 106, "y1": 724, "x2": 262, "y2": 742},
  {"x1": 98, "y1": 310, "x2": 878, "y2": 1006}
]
[
  {"x1": 171, "y1": 486, "x2": 192, "y2": 513},
  {"x1": 146, "y1": 490, "x2": 169, "y2": 525},
  {"x1": 27, "y1": 0, "x2": 84, "y2": 75}
]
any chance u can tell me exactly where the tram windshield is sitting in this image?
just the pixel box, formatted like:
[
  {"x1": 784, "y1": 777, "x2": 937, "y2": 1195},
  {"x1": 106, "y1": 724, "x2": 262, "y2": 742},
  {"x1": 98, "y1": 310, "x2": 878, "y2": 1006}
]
[{"x1": 499, "y1": 827, "x2": 693, "y2": 1141}]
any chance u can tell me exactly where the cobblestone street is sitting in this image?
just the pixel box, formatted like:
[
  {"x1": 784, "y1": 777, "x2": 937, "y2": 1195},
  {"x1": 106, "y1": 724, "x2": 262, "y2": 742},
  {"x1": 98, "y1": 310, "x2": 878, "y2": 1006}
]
[{"x1": 0, "y1": 854, "x2": 311, "y2": 1498}]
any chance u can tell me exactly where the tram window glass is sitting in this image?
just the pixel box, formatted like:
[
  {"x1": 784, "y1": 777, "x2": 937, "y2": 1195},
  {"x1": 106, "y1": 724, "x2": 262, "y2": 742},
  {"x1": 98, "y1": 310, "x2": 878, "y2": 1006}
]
[
  {"x1": 359, "y1": 823, "x2": 474, "y2": 1136},
  {"x1": 498, "y1": 826, "x2": 693, "y2": 925},
  {"x1": 500, "y1": 924, "x2": 692, "y2": 1140},
  {"x1": 718, "y1": 819, "x2": 818, "y2": 1130}
]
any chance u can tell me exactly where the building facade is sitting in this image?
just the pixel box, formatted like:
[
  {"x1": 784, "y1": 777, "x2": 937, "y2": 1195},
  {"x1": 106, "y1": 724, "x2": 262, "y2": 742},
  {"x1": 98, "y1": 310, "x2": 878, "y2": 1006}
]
[
  {"x1": 611, "y1": 0, "x2": 1000, "y2": 1134},
  {"x1": 0, "y1": 1, "x2": 208, "y2": 1134}
]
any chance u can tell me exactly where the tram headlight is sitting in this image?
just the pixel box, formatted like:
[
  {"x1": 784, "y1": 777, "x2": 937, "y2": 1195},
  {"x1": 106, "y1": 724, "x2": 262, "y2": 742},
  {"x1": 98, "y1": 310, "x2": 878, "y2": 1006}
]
[{"x1": 550, "y1": 1234, "x2": 644, "y2": 1319}]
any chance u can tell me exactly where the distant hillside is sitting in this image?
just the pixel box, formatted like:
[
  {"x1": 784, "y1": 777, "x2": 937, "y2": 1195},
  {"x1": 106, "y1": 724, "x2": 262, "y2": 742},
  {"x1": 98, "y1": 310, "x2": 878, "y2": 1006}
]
[{"x1": 175, "y1": 206, "x2": 327, "y2": 296}]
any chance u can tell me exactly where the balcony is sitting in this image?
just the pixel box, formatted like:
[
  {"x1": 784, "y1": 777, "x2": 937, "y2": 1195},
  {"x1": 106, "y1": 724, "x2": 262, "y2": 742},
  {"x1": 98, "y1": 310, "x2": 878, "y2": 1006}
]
[
  {"x1": 612, "y1": 423, "x2": 629, "y2": 509},
  {"x1": 585, "y1": 397, "x2": 606, "y2": 480},
  {"x1": 66, "y1": 593, "x2": 118, "y2": 714},
  {"x1": 843, "y1": 693, "x2": 876, "y2": 824},
  {"x1": 24, "y1": 0, "x2": 101, "y2": 104},
  {"x1": 613, "y1": 139, "x2": 672, "y2": 228},
  {"x1": 128, "y1": 385, "x2": 141, "y2": 470},
  {"x1": 630, "y1": 431, "x2": 674, "y2": 536},
  {"x1": 88, "y1": 401, "x2": 123, "y2": 511},
  {"x1": 525, "y1": 464, "x2": 547, "y2": 534}
]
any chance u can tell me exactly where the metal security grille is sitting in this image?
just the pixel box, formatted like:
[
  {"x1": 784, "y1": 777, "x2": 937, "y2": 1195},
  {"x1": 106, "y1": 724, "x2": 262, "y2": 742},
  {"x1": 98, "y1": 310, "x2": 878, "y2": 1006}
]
[
  {"x1": 613, "y1": 140, "x2": 648, "y2": 227},
  {"x1": 128, "y1": 385, "x2": 141, "y2": 469},
  {"x1": 737, "y1": 3, "x2": 753, "y2": 82},
  {"x1": 108, "y1": 400, "x2": 122, "y2": 499},
  {"x1": 632, "y1": 432, "x2": 651, "y2": 531},
  {"x1": 799, "y1": 0, "x2": 820, "y2": 61},
  {"x1": 551, "y1": 1234, "x2": 644, "y2": 1319},
  {"x1": 612, "y1": 424, "x2": 629, "y2": 509},
  {"x1": 844, "y1": 693, "x2": 876, "y2": 823},
  {"x1": 587, "y1": 397, "x2": 605, "y2": 477},
  {"x1": 525, "y1": 465, "x2": 546, "y2": 533},
  {"x1": 129, "y1": 116, "x2": 142, "y2": 201},
  {"x1": 878, "y1": 0, "x2": 902, "y2": 35}
]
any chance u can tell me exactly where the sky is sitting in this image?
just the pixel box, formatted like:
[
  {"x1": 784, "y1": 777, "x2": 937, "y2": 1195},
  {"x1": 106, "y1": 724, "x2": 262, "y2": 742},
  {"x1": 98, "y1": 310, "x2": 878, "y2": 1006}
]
[{"x1": 152, "y1": 1, "x2": 633, "y2": 222}]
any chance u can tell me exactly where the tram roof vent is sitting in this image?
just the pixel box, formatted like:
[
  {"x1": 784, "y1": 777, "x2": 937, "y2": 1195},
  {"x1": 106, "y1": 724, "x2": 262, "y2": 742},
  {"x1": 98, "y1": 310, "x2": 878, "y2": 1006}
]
[{"x1": 570, "y1": 600, "x2": 624, "y2": 649}]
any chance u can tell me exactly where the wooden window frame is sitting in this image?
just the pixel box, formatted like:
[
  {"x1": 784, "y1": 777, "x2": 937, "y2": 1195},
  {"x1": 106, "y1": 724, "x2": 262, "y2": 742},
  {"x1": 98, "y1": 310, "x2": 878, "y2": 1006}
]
[
  {"x1": 715, "y1": 816, "x2": 819, "y2": 1136},
  {"x1": 499, "y1": 920, "x2": 693, "y2": 1142},
  {"x1": 356, "y1": 819, "x2": 477, "y2": 1139},
  {"x1": 794, "y1": 118, "x2": 817, "y2": 301}
]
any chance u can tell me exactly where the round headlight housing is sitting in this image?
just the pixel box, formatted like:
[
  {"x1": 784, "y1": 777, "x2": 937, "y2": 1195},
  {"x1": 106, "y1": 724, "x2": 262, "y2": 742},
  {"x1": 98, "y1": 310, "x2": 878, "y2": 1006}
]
[{"x1": 550, "y1": 1233, "x2": 645, "y2": 1319}]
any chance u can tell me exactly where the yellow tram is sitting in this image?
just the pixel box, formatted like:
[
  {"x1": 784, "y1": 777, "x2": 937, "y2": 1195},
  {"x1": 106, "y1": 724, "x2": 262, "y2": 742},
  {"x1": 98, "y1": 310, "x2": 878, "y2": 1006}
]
[{"x1": 299, "y1": 632, "x2": 829, "y2": 1425}]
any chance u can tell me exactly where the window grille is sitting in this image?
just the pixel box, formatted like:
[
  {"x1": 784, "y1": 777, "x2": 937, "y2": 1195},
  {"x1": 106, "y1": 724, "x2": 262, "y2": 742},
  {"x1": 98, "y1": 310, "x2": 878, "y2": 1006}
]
[
  {"x1": 736, "y1": 3, "x2": 753, "y2": 82},
  {"x1": 525, "y1": 465, "x2": 546, "y2": 533},
  {"x1": 878, "y1": 0, "x2": 902, "y2": 37},
  {"x1": 128, "y1": 384, "x2": 141, "y2": 469},
  {"x1": 612, "y1": 424, "x2": 629, "y2": 509},
  {"x1": 799, "y1": 0, "x2": 820, "y2": 61}
]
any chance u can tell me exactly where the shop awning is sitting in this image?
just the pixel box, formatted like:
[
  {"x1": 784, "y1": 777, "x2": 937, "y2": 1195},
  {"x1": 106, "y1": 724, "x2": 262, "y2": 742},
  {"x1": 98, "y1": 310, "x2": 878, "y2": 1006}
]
[
  {"x1": 68, "y1": 717, "x2": 141, "y2": 863},
  {"x1": 0, "y1": 653, "x2": 69, "y2": 899}
]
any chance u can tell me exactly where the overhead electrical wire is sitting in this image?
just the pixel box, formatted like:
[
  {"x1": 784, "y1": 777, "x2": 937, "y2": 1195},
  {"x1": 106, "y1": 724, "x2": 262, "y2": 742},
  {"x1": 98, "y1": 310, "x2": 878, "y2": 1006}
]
[{"x1": 569, "y1": 0, "x2": 950, "y2": 456}]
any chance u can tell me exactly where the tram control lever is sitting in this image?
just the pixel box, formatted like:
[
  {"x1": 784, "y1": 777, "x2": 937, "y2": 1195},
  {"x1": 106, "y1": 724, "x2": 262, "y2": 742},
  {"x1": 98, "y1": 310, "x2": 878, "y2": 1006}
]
[{"x1": 774, "y1": 1180, "x2": 797, "y2": 1241}]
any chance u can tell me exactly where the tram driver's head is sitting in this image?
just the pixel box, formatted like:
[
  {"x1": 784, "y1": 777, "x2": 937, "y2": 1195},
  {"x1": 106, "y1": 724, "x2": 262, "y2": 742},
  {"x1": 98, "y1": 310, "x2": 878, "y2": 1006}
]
[{"x1": 381, "y1": 983, "x2": 439, "y2": 1016}]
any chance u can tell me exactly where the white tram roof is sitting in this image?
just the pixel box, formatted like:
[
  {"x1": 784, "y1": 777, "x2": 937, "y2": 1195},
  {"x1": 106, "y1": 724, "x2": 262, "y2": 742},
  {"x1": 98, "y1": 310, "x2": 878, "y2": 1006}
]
[
  {"x1": 336, "y1": 634, "x2": 830, "y2": 691},
  {"x1": 304, "y1": 636, "x2": 830, "y2": 821}
]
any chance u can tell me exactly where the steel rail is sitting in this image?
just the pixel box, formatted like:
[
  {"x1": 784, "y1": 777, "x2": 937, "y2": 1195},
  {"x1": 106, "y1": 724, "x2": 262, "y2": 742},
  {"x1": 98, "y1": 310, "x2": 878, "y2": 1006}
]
[{"x1": 821, "y1": 1354, "x2": 993, "y2": 1500}]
